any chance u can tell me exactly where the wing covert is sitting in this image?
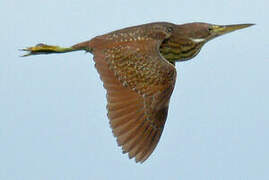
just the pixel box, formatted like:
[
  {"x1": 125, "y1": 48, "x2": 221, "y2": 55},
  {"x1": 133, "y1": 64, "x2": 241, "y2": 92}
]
[{"x1": 90, "y1": 23, "x2": 177, "y2": 162}]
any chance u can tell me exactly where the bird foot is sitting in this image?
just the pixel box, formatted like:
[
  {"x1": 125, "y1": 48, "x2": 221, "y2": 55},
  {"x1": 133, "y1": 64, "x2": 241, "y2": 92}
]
[{"x1": 20, "y1": 43, "x2": 74, "y2": 57}]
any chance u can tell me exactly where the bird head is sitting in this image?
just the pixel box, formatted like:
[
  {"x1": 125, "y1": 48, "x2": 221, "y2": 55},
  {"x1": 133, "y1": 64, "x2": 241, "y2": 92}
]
[
  {"x1": 160, "y1": 22, "x2": 254, "y2": 62},
  {"x1": 177, "y1": 22, "x2": 254, "y2": 42}
]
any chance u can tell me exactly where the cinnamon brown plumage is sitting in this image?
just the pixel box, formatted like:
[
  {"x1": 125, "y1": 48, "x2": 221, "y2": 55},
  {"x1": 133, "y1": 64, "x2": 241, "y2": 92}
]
[{"x1": 22, "y1": 22, "x2": 254, "y2": 163}]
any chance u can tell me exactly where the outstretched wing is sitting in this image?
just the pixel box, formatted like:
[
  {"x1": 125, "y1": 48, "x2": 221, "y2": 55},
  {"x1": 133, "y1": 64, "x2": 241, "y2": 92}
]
[{"x1": 90, "y1": 23, "x2": 177, "y2": 162}]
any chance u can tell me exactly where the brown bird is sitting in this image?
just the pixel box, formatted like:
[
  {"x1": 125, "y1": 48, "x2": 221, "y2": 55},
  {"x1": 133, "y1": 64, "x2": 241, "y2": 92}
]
[{"x1": 22, "y1": 22, "x2": 253, "y2": 163}]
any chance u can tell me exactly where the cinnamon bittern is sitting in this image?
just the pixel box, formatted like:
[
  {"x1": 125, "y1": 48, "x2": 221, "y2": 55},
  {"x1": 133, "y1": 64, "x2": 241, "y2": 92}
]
[{"x1": 22, "y1": 22, "x2": 254, "y2": 163}]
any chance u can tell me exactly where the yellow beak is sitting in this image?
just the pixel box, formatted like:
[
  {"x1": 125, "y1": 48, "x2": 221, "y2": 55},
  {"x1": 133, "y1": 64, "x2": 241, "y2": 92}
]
[{"x1": 212, "y1": 23, "x2": 255, "y2": 36}]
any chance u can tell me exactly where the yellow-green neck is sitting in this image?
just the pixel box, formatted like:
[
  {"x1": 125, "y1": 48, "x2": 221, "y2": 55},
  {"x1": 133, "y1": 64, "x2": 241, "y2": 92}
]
[{"x1": 160, "y1": 38, "x2": 204, "y2": 64}]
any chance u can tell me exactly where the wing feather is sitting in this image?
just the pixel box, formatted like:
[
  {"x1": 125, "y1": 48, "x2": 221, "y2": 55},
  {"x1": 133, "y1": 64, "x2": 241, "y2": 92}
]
[{"x1": 90, "y1": 23, "x2": 177, "y2": 162}]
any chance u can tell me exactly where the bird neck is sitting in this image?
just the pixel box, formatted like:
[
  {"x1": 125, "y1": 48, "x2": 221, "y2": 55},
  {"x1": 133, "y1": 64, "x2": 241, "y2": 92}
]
[{"x1": 159, "y1": 38, "x2": 204, "y2": 64}]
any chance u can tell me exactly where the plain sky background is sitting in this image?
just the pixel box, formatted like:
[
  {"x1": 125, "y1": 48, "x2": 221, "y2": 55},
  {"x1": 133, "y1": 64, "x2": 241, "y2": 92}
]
[{"x1": 0, "y1": 0, "x2": 268, "y2": 179}]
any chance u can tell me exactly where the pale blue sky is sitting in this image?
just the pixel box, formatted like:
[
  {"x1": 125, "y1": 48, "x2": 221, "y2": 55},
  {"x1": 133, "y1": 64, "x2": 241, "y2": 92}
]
[{"x1": 1, "y1": 0, "x2": 268, "y2": 179}]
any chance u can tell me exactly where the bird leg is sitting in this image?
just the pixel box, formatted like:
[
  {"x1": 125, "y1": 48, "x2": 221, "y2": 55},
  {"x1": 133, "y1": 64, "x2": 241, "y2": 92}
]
[{"x1": 20, "y1": 43, "x2": 80, "y2": 57}]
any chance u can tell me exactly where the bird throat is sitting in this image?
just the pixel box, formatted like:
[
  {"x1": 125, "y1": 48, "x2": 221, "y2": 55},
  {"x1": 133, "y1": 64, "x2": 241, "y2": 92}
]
[{"x1": 159, "y1": 38, "x2": 204, "y2": 64}]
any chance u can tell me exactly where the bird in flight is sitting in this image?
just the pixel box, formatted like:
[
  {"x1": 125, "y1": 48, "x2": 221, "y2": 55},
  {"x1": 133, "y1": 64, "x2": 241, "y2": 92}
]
[{"x1": 22, "y1": 22, "x2": 253, "y2": 163}]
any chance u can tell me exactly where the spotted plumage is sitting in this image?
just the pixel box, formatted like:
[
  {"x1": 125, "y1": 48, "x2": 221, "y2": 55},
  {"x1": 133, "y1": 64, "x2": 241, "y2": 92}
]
[
  {"x1": 87, "y1": 23, "x2": 176, "y2": 162},
  {"x1": 22, "y1": 21, "x2": 254, "y2": 163}
]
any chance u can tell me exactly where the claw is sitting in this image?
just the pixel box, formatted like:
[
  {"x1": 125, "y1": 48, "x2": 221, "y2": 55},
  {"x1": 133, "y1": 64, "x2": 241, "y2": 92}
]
[{"x1": 19, "y1": 48, "x2": 32, "y2": 57}]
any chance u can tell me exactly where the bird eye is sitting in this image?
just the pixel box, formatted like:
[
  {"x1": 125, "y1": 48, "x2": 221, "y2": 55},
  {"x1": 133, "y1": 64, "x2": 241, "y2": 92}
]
[
  {"x1": 166, "y1": 26, "x2": 174, "y2": 33},
  {"x1": 208, "y1": 27, "x2": 213, "y2": 32}
]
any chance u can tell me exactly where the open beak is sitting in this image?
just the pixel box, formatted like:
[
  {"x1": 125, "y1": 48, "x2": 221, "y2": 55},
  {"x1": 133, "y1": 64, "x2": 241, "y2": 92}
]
[{"x1": 212, "y1": 23, "x2": 255, "y2": 37}]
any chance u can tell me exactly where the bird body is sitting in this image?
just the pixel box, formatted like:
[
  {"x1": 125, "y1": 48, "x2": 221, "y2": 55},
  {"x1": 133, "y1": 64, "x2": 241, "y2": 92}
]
[{"x1": 22, "y1": 22, "x2": 253, "y2": 163}]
